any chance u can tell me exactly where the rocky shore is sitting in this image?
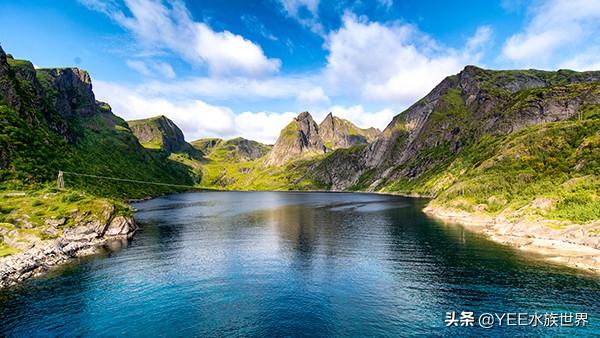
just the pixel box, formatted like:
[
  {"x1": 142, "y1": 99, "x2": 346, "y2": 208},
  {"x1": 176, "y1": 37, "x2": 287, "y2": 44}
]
[
  {"x1": 423, "y1": 204, "x2": 600, "y2": 274},
  {"x1": 0, "y1": 206, "x2": 137, "y2": 288}
]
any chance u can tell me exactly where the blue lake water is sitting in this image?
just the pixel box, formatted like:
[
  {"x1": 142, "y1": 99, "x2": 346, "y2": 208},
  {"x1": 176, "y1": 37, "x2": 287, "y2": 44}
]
[{"x1": 0, "y1": 192, "x2": 598, "y2": 337}]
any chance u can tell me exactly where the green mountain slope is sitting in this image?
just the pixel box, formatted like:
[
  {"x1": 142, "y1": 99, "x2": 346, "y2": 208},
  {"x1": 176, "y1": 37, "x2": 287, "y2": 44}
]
[{"x1": 0, "y1": 46, "x2": 194, "y2": 198}]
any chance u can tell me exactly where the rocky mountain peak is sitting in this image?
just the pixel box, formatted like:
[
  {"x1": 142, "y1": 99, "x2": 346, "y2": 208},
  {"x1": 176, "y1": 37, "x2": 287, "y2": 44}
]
[
  {"x1": 319, "y1": 113, "x2": 380, "y2": 150},
  {"x1": 127, "y1": 115, "x2": 202, "y2": 159},
  {"x1": 264, "y1": 111, "x2": 326, "y2": 166}
]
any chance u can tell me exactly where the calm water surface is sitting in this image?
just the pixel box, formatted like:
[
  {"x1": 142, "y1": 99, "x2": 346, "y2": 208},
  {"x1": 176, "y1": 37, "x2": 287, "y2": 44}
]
[{"x1": 0, "y1": 192, "x2": 598, "y2": 337}]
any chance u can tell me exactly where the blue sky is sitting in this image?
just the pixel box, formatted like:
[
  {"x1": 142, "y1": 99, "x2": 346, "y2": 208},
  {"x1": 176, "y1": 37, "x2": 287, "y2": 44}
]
[{"x1": 1, "y1": 0, "x2": 600, "y2": 143}]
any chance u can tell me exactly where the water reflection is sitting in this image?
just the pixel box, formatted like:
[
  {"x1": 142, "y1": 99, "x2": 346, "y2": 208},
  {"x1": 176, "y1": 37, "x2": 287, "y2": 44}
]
[{"x1": 0, "y1": 192, "x2": 598, "y2": 337}]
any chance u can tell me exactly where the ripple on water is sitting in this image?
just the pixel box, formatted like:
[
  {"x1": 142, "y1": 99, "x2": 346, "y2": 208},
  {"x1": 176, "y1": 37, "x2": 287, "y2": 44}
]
[{"x1": 0, "y1": 192, "x2": 598, "y2": 337}]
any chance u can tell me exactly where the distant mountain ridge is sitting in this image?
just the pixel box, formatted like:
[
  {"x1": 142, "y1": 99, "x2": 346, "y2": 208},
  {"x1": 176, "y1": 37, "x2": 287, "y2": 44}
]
[
  {"x1": 1, "y1": 45, "x2": 599, "y2": 227},
  {"x1": 128, "y1": 115, "x2": 202, "y2": 160},
  {"x1": 191, "y1": 137, "x2": 271, "y2": 162},
  {"x1": 264, "y1": 111, "x2": 380, "y2": 166}
]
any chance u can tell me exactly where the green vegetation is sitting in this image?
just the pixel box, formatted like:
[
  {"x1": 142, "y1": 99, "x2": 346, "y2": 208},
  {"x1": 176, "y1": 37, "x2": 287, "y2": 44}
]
[
  {"x1": 0, "y1": 188, "x2": 131, "y2": 255},
  {"x1": 416, "y1": 117, "x2": 600, "y2": 224},
  {"x1": 63, "y1": 113, "x2": 194, "y2": 198}
]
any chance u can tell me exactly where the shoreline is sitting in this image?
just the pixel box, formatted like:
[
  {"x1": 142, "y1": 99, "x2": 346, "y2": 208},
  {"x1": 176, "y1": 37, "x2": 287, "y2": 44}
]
[
  {"x1": 0, "y1": 209, "x2": 138, "y2": 289},
  {"x1": 422, "y1": 204, "x2": 600, "y2": 274}
]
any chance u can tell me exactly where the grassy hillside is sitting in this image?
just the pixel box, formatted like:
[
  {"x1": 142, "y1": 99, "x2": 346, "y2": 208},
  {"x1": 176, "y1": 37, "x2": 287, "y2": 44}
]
[
  {"x1": 0, "y1": 49, "x2": 195, "y2": 199},
  {"x1": 430, "y1": 113, "x2": 600, "y2": 223},
  {"x1": 196, "y1": 136, "x2": 324, "y2": 190}
]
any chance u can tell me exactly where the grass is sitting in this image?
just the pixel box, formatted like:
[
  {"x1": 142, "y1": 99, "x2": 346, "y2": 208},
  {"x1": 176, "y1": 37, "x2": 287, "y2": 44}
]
[
  {"x1": 430, "y1": 118, "x2": 600, "y2": 224},
  {"x1": 0, "y1": 187, "x2": 132, "y2": 256}
]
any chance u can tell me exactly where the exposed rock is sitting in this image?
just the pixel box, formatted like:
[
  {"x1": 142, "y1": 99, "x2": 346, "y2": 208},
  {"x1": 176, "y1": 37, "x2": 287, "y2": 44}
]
[
  {"x1": 45, "y1": 217, "x2": 66, "y2": 227},
  {"x1": 318, "y1": 112, "x2": 380, "y2": 150},
  {"x1": 0, "y1": 206, "x2": 137, "y2": 288},
  {"x1": 128, "y1": 115, "x2": 203, "y2": 159},
  {"x1": 307, "y1": 65, "x2": 600, "y2": 191},
  {"x1": 265, "y1": 112, "x2": 327, "y2": 166},
  {"x1": 105, "y1": 216, "x2": 138, "y2": 238},
  {"x1": 36, "y1": 67, "x2": 96, "y2": 118}
]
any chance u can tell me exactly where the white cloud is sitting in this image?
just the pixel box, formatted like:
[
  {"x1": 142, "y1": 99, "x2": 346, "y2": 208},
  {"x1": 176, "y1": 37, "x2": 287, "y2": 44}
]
[
  {"x1": 323, "y1": 105, "x2": 394, "y2": 131},
  {"x1": 278, "y1": 0, "x2": 324, "y2": 35},
  {"x1": 126, "y1": 59, "x2": 176, "y2": 79},
  {"x1": 136, "y1": 74, "x2": 320, "y2": 101},
  {"x1": 297, "y1": 86, "x2": 330, "y2": 106},
  {"x1": 323, "y1": 13, "x2": 490, "y2": 105},
  {"x1": 501, "y1": 0, "x2": 600, "y2": 68},
  {"x1": 94, "y1": 80, "x2": 394, "y2": 143},
  {"x1": 82, "y1": 0, "x2": 280, "y2": 76},
  {"x1": 94, "y1": 80, "x2": 299, "y2": 143}
]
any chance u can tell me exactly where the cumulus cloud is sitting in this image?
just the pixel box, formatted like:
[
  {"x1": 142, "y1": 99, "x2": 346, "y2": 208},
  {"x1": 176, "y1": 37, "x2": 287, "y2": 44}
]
[
  {"x1": 297, "y1": 86, "x2": 330, "y2": 106},
  {"x1": 323, "y1": 13, "x2": 490, "y2": 105},
  {"x1": 501, "y1": 0, "x2": 600, "y2": 68},
  {"x1": 126, "y1": 59, "x2": 176, "y2": 79},
  {"x1": 94, "y1": 80, "x2": 299, "y2": 143},
  {"x1": 82, "y1": 0, "x2": 280, "y2": 76},
  {"x1": 94, "y1": 80, "x2": 396, "y2": 143}
]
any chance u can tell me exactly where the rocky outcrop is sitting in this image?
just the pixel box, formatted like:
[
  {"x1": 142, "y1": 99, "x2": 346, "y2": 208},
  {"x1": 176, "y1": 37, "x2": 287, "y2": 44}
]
[
  {"x1": 424, "y1": 205, "x2": 600, "y2": 273},
  {"x1": 0, "y1": 207, "x2": 137, "y2": 288},
  {"x1": 265, "y1": 112, "x2": 327, "y2": 166},
  {"x1": 36, "y1": 67, "x2": 96, "y2": 118},
  {"x1": 128, "y1": 115, "x2": 203, "y2": 159},
  {"x1": 319, "y1": 113, "x2": 380, "y2": 149},
  {"x1": 308, "y1": 66, "x2": 600, "y2": 191}
]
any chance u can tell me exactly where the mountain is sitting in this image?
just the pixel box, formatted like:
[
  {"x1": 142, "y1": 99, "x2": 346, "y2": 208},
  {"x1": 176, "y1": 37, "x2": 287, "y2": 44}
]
[
  {"x1": 296, "y1": 65, "x2": 600, "y2": 223},
  {"x1": 2, "y1": 43, "x2": 598, "y2": 225},
  {"x1": 0, "y1": 46, "x2": 194, "y2": 198},
  {"x1": 128, "y1": 115, "x2": 202, "y2": 159},
  {"x1": 192, "y1": 137, "x2": 270, "y2": 162},
  {"x1": 264, "y1": 111, "x2": 326, "y2": 166},
  {"x1": 319, "y1": 113, "x2": 380, "y2": 149},
  {"x1": 191, "y1": 138, "x2": 222, "y2": 154}
]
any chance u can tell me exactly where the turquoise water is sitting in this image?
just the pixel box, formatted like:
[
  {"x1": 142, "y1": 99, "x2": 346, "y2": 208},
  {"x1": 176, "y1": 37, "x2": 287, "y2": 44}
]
[{"x1": 0, "y1": 192, "x2": 598, "y2": 337}]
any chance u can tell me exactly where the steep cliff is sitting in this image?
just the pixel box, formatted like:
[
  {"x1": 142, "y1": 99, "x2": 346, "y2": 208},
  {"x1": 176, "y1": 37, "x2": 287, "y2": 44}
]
[
  {"x1": 318, "y1": 113, "x2": 380, "y2": 149},
  {"x1": 264, "y1": 111, "x2": 326, "y2": 166},
  {"x1": 0, "y1": 45, "x2": 194, "y2": 197},
  {"x1": 128, "y1": 115, "x2": 202, "y2": 159},
  {"x1": 303, "y1": 66, "x2": 600, "y2": 192}
]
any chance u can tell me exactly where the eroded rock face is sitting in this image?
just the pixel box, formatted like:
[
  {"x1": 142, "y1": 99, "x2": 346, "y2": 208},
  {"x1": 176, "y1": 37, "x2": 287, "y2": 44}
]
[
  {"x1": 319, "y1": 113, "x2": 380, "y2": 150},
  {"x1": 310, "y1": 65, "x2": 600, "y2": 192},
  {"x1": 265, "y1": 112, "x2": 327, "y2": 166},
  {"x1": 127, "y1": 115, "x2": 203, "y2": 159},
  {"x1": 0, "y1": 207, "x2": 138, "y2": 288},
  {"x1": 36, "y1": 67, "x2": 96, "y2": 118},
  {"x1": 105, "y1": 216, "x2": 138, "y2": 238}
]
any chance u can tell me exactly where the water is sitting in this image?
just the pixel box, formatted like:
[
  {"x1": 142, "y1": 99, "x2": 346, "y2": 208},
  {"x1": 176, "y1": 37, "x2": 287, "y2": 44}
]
[{"x1": 0, "y1": 192, "x2": 598, "y2": 337}]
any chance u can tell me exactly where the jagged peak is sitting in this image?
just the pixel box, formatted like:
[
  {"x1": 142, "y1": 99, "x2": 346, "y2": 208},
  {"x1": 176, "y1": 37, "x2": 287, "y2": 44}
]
[{"x1": 296, "y1": 111, "x2": 314, "y2": 121}]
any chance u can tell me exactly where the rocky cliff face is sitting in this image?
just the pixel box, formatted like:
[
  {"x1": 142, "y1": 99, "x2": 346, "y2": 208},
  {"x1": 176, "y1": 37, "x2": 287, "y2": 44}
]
[
  {"x1": 307, "y1": 66, "x2": 600, "y2": 191},
  {"x1": 0, "y1": 45, "x2": 195, "y2": 195},
  {"x1": 319, "y1": 113, "x2": 380, "y2": 149},
  {"x1": 127, "y1": 115, "x2": 203, "y2": 159},
  {"x1": 0, "y1": 202, "x2": 137, "y2": 288},
  {"x1": 265, "y1": 112, "x2": 326, "y2": 166}
]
